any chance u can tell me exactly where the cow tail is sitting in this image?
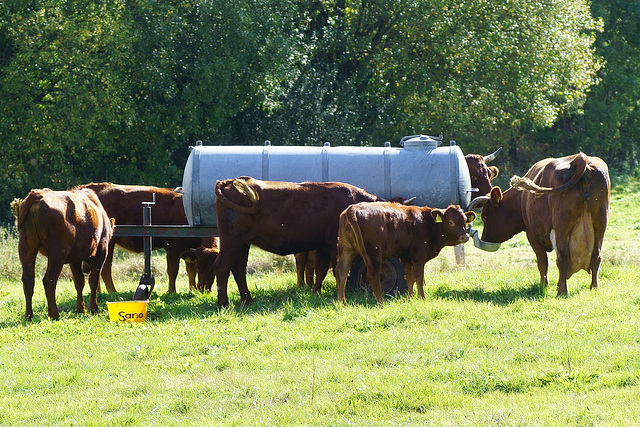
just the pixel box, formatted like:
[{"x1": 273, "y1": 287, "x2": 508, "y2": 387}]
[
  {"x1": 14, "y1": 192, "x2": 42, "y2": 231},
  {"x1": 10, "y1": 198, "x2": 23, "y2": 229},
  {"x1": 511, "y1": 153, "x2": 589, "y2": 195},
  {"x1": 214, "y1": 178, "x2": 260, "y2": 214},
  {"x1": 346, "y1": 207, "x2": 372, "y2": 268}
]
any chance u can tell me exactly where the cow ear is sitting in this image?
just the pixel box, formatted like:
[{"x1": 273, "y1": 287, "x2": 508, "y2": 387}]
[
  {"x1": 489, "y1": 166, "x2": 499, "y2": 180},
  {"x1": 464, "y1": 211, "x2": 476, "y2": 223},
  {"x1": 490, "y1": 186, "x2": 502, "y2": 206},
  {"x1": 431, "y1": 209, "x2": 444, "y2": 223}
]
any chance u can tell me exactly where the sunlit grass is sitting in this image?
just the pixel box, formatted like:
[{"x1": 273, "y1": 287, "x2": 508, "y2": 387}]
[{"x1": 0, "y1": 175, "x2": 638, "y2": 425}]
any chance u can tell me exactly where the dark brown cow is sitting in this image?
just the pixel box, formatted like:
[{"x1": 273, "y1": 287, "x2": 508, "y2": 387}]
[
  {"x1": 293, "y1": 196, "x2": 415, "y2": 289},
  {"x1": 465, "y1": 147, "x2": 501, "y2": 200},
  {"x1": 13, "y1": 188, "x2": 114, "y2": 320},
  {"x1": 192, "y1": 236, "x2": 219, "y2": 292},
  {"x1": 77, "y1": 183, "x2": 218, "y2": 293},
  {"x1": 213, "y1": 177, "x2": 384, "y2": 307},
  {"x1": 334, "y1": 203, "x2": 475, "y2": 304},
  {"x1": 471, "y1": 153, "x2": 610, "y2": 295}
]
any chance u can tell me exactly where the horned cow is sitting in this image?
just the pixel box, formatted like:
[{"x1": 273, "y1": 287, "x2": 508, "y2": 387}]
[
  {"x1": 212, "y1": 177, "x2": 384, "y2": 307},
  {"x1": 470, "y1": 152, "x2": 610, "y2": 295}
]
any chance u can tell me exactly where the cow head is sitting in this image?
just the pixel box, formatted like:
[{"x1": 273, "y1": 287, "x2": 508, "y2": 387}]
[
  {"x1": 466, "y1": 148, "x2": 501, "y2": 199},
  {"x1": 431, "y1": 205, "x2": 476, "y2": 245},
  {"x1": 474, "y1": 186, "x2": 524, "y2": 244}
]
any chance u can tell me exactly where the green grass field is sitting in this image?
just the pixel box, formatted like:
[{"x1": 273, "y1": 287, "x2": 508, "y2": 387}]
[{"x1": 0, "y1": 175, "x2": 639, "y2": 425}]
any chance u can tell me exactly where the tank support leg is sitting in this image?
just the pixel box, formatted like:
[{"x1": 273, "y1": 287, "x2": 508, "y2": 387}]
[{"x1": 134, "y1": 197, "x2": 156, "y2": 300}]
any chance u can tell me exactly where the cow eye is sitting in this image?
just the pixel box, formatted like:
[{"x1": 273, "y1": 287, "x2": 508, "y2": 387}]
[{"x1": 449, "y1": 220, "x2": 454, "y2": 226}]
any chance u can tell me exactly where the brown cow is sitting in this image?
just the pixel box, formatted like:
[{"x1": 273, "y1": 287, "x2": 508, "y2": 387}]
[
  {"x1": 77, "y1": 183, "x2": 218, "y2": 293},
  {"x1": 192, "y1": 236, "x2": 219, "y2": 292},
  {"x1": 334, "y1": 203, "x2": 475, "y2": 305},
  {"x1": 213, "y1": 177, "x2": 384, "y2": 307},
  {"x1": 13, "y1": 188, "x2": 114, "y2": 320},
  {"x1": 294, "y1": 196, "x2": 416, "y2": 289},
  {"x1": 470, "y1": 153, "x2": 610, "y2": 295},
  {"x1": 465, "y1": 147, "x2": 501, "y2": 199},
  {"x1": 295, "y1": 149, "x2": 500, "y2": 287}
]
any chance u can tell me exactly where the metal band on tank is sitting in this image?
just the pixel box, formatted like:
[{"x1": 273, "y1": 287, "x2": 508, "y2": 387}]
[
  {"x1": 192, "y1": 142, "x2": 202, "y2": 226},
  {"x1": 384, "y1": 141, "x2": 391, "y2": 199},
  {"x1": 449, "y1": 141, "x2": 460, "y2": 205},
  {"x1": 322, "y1": 142, "x2": 330, "y2": 182},
  {"x1": 262, "y1": 140, "x2": 270, "y2": 180}
]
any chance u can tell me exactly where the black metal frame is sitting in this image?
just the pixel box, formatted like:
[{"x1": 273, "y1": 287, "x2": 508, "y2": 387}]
[{"x1": 114, "y1": 198, "x2": 218, "y2": 300}]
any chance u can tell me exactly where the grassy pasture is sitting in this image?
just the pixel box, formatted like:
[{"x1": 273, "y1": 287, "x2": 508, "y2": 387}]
[{"x1": 0, "y1": 175, "x2": 639, "y2": 425}]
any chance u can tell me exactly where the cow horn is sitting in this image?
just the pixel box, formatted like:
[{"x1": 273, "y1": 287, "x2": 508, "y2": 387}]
[
  {"x1": 467, "y1": 195, "x2": 490, "y2": 211},
  {"x1": 483, "y1": 147, "x2": 502, "y2": 163},
  {"x1": 402, "y1": 197, "x2": 417, "y2": 205}
]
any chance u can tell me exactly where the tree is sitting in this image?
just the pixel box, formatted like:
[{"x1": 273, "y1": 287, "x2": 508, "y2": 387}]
[
  {"x1": 229, "y1": 0, "x2": 601, "y2": 159},
  {"x1": 0, "y1": 0, "x2": 277, "y2": 222},
  {"x1": 536, "y1": 0, "x2": 640, "y2": 172}
]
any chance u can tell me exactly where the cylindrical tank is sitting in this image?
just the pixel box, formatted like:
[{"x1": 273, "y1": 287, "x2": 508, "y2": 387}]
[{"x1": 182, "y1": 135, "x2": 472, "y2": 227}]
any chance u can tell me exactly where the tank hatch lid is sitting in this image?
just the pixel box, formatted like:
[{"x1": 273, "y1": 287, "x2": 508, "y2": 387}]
[{"x1": 400, "y1": 134, "x2": 443, "y2": 148}]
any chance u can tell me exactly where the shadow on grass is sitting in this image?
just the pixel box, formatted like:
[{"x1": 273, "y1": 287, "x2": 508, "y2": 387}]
[
  {"x1": 16, "y1": 278, "x2": 545, "y2": 324},
  {"x1": 92, "y1": 282, "x2": 358, "y2": 321},
  {"x1": 431, "y1": 281, "x2": 547, "y2": 305}
]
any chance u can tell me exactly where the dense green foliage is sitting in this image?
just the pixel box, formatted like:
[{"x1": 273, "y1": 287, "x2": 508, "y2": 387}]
[
  {"x1": 0, "y1": 0, "x2": 636, "y2": 222},
  {"x1": 0, "y1": 175, "x2": 638, "y2": 424}
]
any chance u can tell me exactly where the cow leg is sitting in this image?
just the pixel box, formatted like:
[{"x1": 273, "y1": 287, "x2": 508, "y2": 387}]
[
  {"x1": 403, "y1": 262, "x2": 415, "y2": 298},
  {"x1": 86, "y1": 244, "x2": 109, "y2": 315},
  {"x1": 100, "y1": 240, "x2": 118, "y2": 293},
  {"x1": 42, "y1": 259, "x2": 65, "y2": 320},
  {"x1": 366, "y1": 262, "x2": 385, "y2": 305},
  {"x1": 414, "y1": 262, "x2": 426, "y2": 299},
  {"x1": 231, "y1": 244, "x2": 252, "y2": 305},
  {"x1": 528, "y1": 238, "x2": 549, "y2": 289},
  {"x1": 589, "y1": 245, "x2": 602, "y2": 291},
  {"x1": 19, "y1": 238, "x2": 38, "y2": 321},
  {"x1": 335, "y1": 248, "x2": 357, "y2": 305},
  {"x1": 165, "y1": 248, "x2": 180, "y2": 294},
  {"x1": 213, "y1": 249, "x2": 233, "y2": 307},
  {"x1": 69, "y1": 262, "x2": 86, "y2": 314},
  {"x1": 554, "y1": 246, "x2": 573, "y2": 296},
  {"x1": 185, "y1": 257, "x2": 197, "y2": 291},
  {"x1": 295, "y1": 252, "x2": 309, "y2": 287},
  {"x1": 312, "y1": 250, "x2": 330, "y2": 295},
  {"x1": 590, "y1": 216, "x2": 607, "y2": 291},
  {"x1": 305, "y1": 264, "x2": 314, "y2": 288}
]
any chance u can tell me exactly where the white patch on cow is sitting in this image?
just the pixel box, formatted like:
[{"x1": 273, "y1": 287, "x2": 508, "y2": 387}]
[{"x1": 550, "y1": 229, "x2": 557, "y2": 253}]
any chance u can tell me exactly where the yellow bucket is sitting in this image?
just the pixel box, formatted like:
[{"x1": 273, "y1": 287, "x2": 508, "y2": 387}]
[{"x1": 107, "y1": 300, "x2": 149, "y2": 323}]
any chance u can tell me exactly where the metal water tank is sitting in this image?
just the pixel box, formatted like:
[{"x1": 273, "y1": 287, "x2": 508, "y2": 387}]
[{"x1": 181, "y1": 135, "x2": 472, "y2": 227}]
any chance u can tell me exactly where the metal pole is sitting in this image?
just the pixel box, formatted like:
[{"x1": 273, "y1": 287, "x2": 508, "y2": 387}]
[
  {"x1": 133, "y1": 195, "x2": 156, "y2": 300},
  {"x1": 142, "y1": 201, "x2": 152, "y2": 278}
]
